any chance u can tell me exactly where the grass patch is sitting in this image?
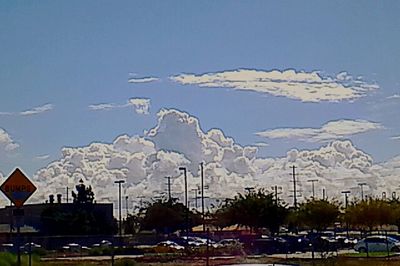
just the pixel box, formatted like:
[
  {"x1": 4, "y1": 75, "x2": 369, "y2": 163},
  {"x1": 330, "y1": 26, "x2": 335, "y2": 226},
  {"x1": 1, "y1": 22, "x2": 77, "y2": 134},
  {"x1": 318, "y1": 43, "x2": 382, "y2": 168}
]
[
  {"x1": 340, "y1": 251, "x2": 397, "y2": 257},
  {"x1": 0, "y1": 252, "x2": 40, "y2": 266}
]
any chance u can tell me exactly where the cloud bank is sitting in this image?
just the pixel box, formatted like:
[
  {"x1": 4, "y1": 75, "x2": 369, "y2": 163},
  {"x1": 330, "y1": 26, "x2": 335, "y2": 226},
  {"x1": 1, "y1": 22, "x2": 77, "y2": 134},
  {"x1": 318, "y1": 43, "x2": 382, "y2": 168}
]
[
  {"x1": 171, "y1": 69, "x2": 378, "y2": 102},
  {"x1": 29, "y1": 109, "x2": 398, "y2": 208},
  {"x1": 256, "y1": 119, "x2": 383, "y2": 142}
]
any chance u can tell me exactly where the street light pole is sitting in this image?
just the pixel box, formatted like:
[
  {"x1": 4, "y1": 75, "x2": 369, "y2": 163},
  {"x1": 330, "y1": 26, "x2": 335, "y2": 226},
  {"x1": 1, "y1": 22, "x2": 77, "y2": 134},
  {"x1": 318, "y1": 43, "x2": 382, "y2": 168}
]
[
  {"x1": 200, "y1": 162, "x2": 205, "y2": 233},
  {"x1": 358, "y1": 183, "x2": 367, "y2": 201},
  {"x1": 307, "y1": 179, "x2": 318, "y2": 199},
  {"x1": 179, "y1": 167, "x2": 189, "y2": 247},
  {"x1": 341, "y1": 191, "x2": 351, "y2": 208},
  {"x1": 114, "y1": 180, "x2": 125, "y2": 245},
  {"x1": 125, "y1": 196, "x2": 129, "y2": 218}
]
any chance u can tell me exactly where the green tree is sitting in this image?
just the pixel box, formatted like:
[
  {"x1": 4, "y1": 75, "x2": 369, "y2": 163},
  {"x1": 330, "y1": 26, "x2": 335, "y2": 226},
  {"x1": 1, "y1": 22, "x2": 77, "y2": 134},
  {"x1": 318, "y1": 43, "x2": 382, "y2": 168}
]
[
  {"x1": 294, "y1": 199, "x2": 340, "y2": 231},
  {"x1": 139, "y1": 198, "x2": 201, "y2": 234},
  {"x1": 213, "y1": 189, "x2": 288, "y2": 234},
  {"x1": 345, "y1": 198, "x2": 393, "y2": 231}
]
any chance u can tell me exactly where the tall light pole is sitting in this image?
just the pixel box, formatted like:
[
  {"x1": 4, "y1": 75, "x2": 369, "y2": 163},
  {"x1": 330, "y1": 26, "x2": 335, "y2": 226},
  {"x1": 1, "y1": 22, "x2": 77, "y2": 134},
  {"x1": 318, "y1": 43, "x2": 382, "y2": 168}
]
[
  {"x1": 307, "y1": 179, "x2": 318, "y2": 199},
  {"x1": 200, "y1": 162, "x2": 206, "y2": 233},
  {"x1": 358, "y1": 182, "x2": 367, "y2": 201},
  {"x1": 165, "y1": 176, "x2": 172, "y2": 201},
  {"x1": 290, "y1": 166, "x2": 298, "y2": 208},
  {"x1": 341, "y1": 191, "x2": 351, "y2": 208},
  {"x1": 342, "y1": 190, "x2": 351, "y2": 238},
  {"x1": 125, "y1": 196, "x2": 129, "y2": 218},
  {"x1": 179, "y1": 167, "x2": 189, "y2": 247},
  {"x1": 114, "y1": 180, "x2": 125, "y2": 242}
]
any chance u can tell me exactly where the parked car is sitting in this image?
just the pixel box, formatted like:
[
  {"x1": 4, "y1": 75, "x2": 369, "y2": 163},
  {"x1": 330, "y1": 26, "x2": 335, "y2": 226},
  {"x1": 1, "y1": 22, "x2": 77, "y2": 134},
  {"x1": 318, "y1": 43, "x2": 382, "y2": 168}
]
[
  {"x1": 154, "y1": 240, "x2": 185, "y2": 253},
  {"x1": 92, "y1": 240, "x2": 112, "y2": 248},
  {"x1": 20, "y1": 242, "x2": 41, "y2": 251},
  {"x1": 251, "y1": 237, "x2": 288, "y2": 254},
  {"x1": 217, "y1": 238, "x2": 242, "y2": 247},
  {"x1": 180, "y1": 236, "x2": 216, "y2": 247},
  {"x1": 354, "y1": 235, "x2": 400, "y2": 253},
  {"x1": 280, "y1": 234, "x2": 311, "y2": 253},
  {"x1": 308, "y1": 232, "x2": 338, "y2": 251},
  {"x1": 335, "y1": 235, "x2": 358, "y2": 249},
  {"x1": 62, "y1": 243, "x2": 89, "y2": 252},
  {"x1": 0, "y1": 243, "x2": 13, "y2": 252}
]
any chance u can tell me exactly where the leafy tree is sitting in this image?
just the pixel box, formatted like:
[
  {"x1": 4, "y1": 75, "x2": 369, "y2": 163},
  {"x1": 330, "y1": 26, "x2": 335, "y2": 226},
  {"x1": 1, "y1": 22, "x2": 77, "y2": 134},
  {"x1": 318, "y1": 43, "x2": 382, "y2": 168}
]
[
  {"x1": 124, "y1": 213, "x2": 142, "y2": 235},
  {"x1": 345, "y1": 198, "x2": 393, "y2": 231},
  {"x1": 139, "y1": 198, "x2": 201, "y2": 234},
  {"x1": 294, "y1": 199, "x2": 340, "y2": 231},
  {"x1": 213, "y1": 189, "x2": 288, "y2": 234}
]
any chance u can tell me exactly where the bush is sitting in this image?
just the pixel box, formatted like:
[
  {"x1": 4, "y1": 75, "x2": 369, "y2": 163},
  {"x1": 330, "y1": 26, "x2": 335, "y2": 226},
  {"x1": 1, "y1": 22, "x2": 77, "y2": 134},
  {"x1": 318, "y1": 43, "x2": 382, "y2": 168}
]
[
  {"x1": 115, "y1": 259, "x2": 137, "y2": 266},
  {"x1": 0, "y1": 252, "x2": 16, "y2": 266}
]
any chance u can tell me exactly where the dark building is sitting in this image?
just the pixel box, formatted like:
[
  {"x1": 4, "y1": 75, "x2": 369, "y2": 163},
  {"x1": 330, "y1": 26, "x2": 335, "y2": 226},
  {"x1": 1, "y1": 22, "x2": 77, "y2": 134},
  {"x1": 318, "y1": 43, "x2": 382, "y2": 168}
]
[{"x1": 0, "y1": 202, "x2": 115, "y2": 250}]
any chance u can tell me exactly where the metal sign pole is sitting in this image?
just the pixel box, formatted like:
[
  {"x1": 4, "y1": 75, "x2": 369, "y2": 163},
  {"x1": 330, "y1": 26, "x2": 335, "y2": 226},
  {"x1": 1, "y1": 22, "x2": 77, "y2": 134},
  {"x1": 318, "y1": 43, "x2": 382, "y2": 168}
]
[
  {"x1": 13, "y1": 208, "x2": 24, "y2": 266},
  {"x1": 16, "y1": 223, "x2": 21, "y2": 266}
]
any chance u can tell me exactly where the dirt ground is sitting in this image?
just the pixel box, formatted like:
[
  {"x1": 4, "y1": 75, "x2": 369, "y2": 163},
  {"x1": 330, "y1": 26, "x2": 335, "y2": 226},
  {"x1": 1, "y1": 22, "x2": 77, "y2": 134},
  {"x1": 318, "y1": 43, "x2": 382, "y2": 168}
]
[{"x1": 41, "y1": 255, "x2": 400, "y2": 266}]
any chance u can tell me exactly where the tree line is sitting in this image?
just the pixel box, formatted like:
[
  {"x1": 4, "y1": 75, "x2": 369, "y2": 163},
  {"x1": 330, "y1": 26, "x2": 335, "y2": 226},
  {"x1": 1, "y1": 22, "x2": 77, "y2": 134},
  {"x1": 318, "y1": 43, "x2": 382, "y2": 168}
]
[{"x1": 126, "y1": 189, "x2": 400, "y2": 235}]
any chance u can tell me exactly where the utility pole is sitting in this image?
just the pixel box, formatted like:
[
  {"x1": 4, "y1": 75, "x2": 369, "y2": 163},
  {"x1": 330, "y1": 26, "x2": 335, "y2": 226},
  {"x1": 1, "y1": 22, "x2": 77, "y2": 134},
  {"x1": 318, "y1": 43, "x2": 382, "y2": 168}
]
[
  {"x1": 290, "y1": 166, "x2": 298, "y2": 208},
  {"x1": 307, "y1": 179, "x2": 318, "y2": 199},
  {"x1": 165, "y1": 176, "x2": 172, "y2": 201},
  {"x1": 358, "y1": 182, "x2": 367, "y2": 201},
  {"x1": 322, "y1": 188, "x2": 326, "y2": 200},
  {"x1": 200, "y1": 162, "x2": 206, "y2": 233},
  {"x1": 114, "y1": 180, "x2": 125, "y2": 245},
  {"x1": 272, "y1": 185, "x2": 282, "y2": 205},
  {"x1": 341, "y1": 191, "x2": 351, "y2": 208},
  {"x1": 179, "y1": 167, "x2": 189, "y2": 248},
  {"x1": 66, "y1": 187, "x2": 69, "y2": 203},
  {"x1": 191, "y1": 188, "x2": 199, "y2": 209}
]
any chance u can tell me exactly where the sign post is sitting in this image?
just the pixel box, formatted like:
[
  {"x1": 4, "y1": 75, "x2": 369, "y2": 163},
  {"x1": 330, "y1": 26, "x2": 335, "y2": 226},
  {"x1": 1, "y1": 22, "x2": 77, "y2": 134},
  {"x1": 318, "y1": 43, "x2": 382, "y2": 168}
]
[{"x1": 0, "y1": 168, "x2": 37, "y2": 266}]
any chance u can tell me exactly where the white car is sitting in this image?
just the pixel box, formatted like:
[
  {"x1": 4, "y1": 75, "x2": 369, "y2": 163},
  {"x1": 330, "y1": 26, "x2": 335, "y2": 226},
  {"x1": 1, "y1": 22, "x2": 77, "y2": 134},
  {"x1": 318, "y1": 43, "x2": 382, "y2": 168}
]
[
  {"x1": 354, "y1": 236, "x2": 400, "y2": 253},
  {"x1": 157, "y1": 240, "x2": 184, "y2": 250}
]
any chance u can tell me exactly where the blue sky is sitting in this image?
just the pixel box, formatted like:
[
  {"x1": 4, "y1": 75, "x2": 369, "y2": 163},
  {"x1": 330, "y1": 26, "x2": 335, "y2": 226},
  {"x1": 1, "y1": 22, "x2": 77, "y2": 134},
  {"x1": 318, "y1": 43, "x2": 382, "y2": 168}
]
[{"x1": 0, "y1": 0, "x2": 399, "y2": 179}]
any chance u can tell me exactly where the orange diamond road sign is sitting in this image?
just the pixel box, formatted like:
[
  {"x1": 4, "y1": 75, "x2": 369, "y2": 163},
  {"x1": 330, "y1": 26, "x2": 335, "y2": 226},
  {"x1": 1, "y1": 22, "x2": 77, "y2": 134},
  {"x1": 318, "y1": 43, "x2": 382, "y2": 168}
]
[{"x1": 0, "y1": 168, "x2": 37, "y2": 208}]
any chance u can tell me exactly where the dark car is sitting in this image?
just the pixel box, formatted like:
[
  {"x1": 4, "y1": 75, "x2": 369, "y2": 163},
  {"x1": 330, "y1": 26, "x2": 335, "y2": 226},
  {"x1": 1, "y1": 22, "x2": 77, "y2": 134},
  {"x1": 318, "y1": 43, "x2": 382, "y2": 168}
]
[
  {"x1": 280, "y1": 234, "x2": 311, "y2": 253},
  {"x1": 307, "y1": 232, "x2": 338, "y2": 252},
  {"x1": 251, "y1": 237, "x2": 288, "y2": 254}
]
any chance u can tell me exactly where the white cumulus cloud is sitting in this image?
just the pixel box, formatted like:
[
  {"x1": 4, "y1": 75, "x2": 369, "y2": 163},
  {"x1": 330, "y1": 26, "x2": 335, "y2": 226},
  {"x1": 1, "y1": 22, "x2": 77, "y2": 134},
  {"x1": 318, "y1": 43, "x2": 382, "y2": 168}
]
[
  {"x1": 29, "y1": 109, "x2": 399, "y2": 208},
  {"x1": 256, "y1": 119, "x2": 383, "y2": 143},
  {"x1": 171, "y1": 69, "x2": 378, "y2": 102},
  {"x1": 0, "y1": 128, "x2": 19, "y2": 152},
  {"x1": 128, "y1": 98, "x2": 151, "y2": 115}
]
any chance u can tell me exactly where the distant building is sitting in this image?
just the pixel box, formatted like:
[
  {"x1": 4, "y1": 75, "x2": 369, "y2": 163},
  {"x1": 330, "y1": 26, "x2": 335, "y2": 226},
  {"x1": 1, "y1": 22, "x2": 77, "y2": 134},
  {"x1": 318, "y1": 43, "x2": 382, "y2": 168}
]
[{"x1": 0, "y1": 202, "x2": 114, "y2": 234}]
